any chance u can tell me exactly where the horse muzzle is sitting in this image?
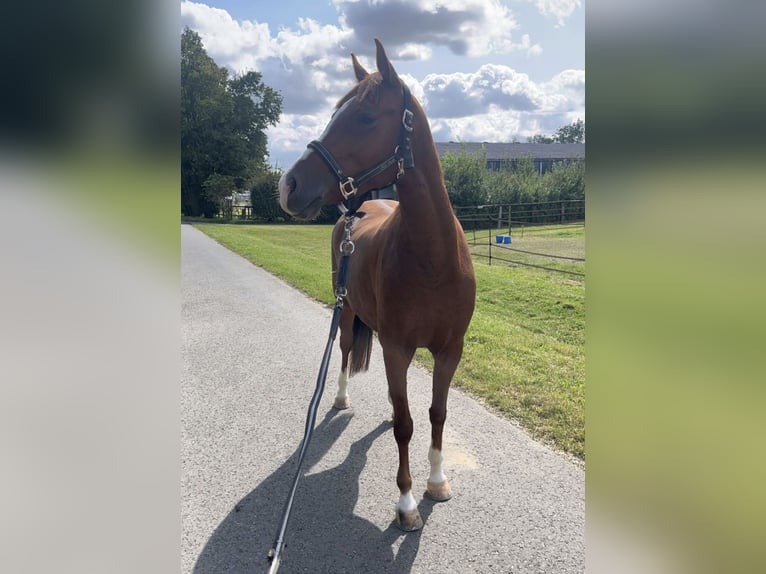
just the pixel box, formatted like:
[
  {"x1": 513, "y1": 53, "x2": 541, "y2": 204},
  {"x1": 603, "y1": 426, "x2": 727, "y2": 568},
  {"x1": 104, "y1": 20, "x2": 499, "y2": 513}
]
[
  {"x1": 279, "y1": 148, "x2": 341, "y2": 220},
  {"x1": 278, "y1": 170, "x2": 324, "y2": 220}
]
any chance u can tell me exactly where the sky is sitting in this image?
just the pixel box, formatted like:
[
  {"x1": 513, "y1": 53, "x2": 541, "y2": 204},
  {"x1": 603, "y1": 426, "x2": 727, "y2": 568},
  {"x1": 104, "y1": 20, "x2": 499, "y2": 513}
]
[{"x1": 180, "y1": 0, "x2": 584, "y2": 169}]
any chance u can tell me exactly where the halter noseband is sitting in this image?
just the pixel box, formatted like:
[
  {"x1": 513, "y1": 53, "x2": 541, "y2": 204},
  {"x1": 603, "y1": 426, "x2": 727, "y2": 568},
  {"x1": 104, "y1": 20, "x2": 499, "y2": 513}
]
[{"x1": 307, "y1": 83, "x2": 415, "y2": 214}]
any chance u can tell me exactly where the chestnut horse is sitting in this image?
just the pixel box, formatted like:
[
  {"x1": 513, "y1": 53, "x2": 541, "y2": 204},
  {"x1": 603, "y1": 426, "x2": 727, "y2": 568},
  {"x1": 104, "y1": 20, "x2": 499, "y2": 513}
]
[{"x1": 278, "y1": 39, "x2": 476, "y2": 531}]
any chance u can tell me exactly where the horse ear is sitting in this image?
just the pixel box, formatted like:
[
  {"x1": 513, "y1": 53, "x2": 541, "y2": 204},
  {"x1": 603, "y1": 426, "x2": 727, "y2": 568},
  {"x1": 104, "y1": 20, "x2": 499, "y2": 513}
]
[
  {"x1": 351, "y1": 53, "x2": 368, "y2": 82},
  {"x1": 374, "y1": 38, "x2": 398, "y2": 85}
]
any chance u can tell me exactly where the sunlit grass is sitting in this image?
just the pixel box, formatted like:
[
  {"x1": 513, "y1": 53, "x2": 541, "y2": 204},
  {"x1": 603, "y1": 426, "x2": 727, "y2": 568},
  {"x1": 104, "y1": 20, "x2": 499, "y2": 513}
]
[{"x1": 465, "y1": 224, "x2": 585, "y2": 275}]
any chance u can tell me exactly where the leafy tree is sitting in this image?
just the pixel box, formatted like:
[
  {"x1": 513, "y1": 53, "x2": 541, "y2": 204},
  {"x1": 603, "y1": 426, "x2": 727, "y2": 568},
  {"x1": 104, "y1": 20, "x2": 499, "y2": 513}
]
[
  {"x1": 545, "y1": 160, "x2": 585, "y2": 201},
  {"x1": 249, "y1": 168, "x2": 288, "y2": 222},
  {"x1": 181, "y1": 27, "x2": 282, "y2": 217},
  {"x1": 485, "y1": 168, "x2": 521, "y2": 204},
  {"x1": 441, "y1": 144, "x2": 488, "y2": 207},
  {"x1": 554, "y1": 119, "x2": 585, "y2": 143},
  {"x1": 201, "y1": 173, "x2": 237, "y2": 212},
  {"x1": 527, "y1": 134, "x2": 555, "y2": 144},
  {"x1": 527, "y1": 119, "x2": 585, "y2": 144}
]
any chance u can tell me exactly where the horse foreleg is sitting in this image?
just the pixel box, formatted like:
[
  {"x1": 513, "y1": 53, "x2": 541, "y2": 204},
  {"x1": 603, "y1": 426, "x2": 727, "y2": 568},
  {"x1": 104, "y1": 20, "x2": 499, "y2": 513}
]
[
  {"x1": 426, "y1": 345, "x2": 462, "y2": 502},
  {"x1": 383, "y1": 345, "x2": 421, "y2": 531},
  {"x1": 333, "y1": 308, "x2": 354, "y2": 410}
]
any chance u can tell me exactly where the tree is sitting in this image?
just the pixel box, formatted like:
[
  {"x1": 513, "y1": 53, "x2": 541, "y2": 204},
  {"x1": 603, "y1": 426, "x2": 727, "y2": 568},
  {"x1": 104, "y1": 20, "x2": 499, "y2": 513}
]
[
  {"x1": 527, "y1": 134, "x2": 555, "y2": 144},
  {"x1": 441, "y1": 144, "x2": 488, "y2": 207},
  {"x1": 554, "y1": 119, "x2": 585, "y2": 143},
  {"x1": 201, "y1": 173, "x2": 237, "y2": 212},
  {"x1": 527, "y1": 119, "x2": 585, "y2": 144},
  {"x1": 249, "y1": 168, "x2": 287, "y2": 222},
  {"x1": 181, "y1": 28, "x2": 282, "y2": 217}
]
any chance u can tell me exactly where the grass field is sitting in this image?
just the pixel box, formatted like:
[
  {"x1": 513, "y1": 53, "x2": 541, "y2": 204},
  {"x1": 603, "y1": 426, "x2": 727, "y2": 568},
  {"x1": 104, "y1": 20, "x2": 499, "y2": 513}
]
[
  {"x1": 194, "y1": 223, "x2": 585, "y2": 459},
  {"x1": 465, "y1": 224, "x2": 585, "y2": 275}
]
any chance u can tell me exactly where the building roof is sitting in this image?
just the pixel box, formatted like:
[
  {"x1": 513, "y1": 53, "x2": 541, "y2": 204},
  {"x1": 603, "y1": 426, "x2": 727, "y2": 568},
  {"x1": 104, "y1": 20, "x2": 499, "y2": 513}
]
[{"x1": 435, "y1": 142, "x2": 585, "y2": 161}]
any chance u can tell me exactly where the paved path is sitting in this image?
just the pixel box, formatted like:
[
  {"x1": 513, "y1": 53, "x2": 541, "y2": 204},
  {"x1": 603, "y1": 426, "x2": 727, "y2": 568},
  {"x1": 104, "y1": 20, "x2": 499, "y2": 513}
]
[{"x1": 182, "y1": 224, "x2": 584, "y2": 573}]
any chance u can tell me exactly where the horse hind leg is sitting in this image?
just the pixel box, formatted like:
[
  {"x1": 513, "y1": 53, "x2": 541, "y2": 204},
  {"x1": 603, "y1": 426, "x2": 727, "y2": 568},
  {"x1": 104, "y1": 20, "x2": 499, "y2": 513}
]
[
  {"x1": 426, "y1": 346, "x2": 463, "y2": 502},
  {"x1": 333, "y1": 308, "x2": 354, "y2": 410},
  {"x1": 335, "y1": 314, "x2": 374, "y2": 410}
]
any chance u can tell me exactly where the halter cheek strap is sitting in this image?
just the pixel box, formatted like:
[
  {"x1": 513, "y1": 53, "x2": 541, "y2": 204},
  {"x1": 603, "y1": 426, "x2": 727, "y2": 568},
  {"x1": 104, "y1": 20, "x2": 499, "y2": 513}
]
[
  {"x1": 307, "y1": 140, "x2": 400, "y2": 200},
  {"x1": 308, "y1": 83, "x2": 415, "y2": 213}
]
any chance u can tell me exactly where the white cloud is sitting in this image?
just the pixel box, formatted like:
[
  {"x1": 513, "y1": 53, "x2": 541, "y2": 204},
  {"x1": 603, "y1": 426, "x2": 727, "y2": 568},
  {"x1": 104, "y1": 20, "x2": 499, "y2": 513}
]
[
  {"x1": 421, "y1": 65, "x2": 584, "y2": 142},
  {"x1": 265, "y1": 113, "x2": 331, "y2": 167},
  {"x1": 429, "y1": 107, "x2": 579, "y2": 144},
  {"x1": 420, "y1": 64, "x2": 583, "y2": 118},
  {"x1": 182, "y1": 2, "x2": 354, "y2": 114},
  {"x1": 181, "y1": 1, "x2": 274, "y2": 70},
  {"x1": 529, "y1": 0, "x2": 582, "y2": 27},
  {"x1": 273, "y1": 18, "x2": 352, "y2": 66},
  {"x1": 398, "y1": 74, "x2": 427, "y2": 104},
  {"x1": 542, "y1": 69, "x2": 585, "y2": 112}
]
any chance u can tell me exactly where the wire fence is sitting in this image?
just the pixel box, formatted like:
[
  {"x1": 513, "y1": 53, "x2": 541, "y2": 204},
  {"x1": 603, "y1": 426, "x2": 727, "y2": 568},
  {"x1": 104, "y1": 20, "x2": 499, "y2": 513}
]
[
  {"x1": 456, "y1": 200, "x2": 585, "y2": 277},
  {"x1": 454, "y1": 199, "x2": 585, "y2": 228}
]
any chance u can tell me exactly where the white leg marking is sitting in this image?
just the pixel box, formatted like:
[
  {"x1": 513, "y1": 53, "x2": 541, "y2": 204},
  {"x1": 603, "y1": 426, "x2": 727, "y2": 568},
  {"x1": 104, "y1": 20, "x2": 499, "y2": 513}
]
[
  {"x1": 335, "y1": 368, "x2": 349, "y2": 402},
  {"x1": 428, "y1": 446, "x2": 447, "y2": 484},
  {"x1": 397, "y1": 490, "x2": 417, "y2": 513}
]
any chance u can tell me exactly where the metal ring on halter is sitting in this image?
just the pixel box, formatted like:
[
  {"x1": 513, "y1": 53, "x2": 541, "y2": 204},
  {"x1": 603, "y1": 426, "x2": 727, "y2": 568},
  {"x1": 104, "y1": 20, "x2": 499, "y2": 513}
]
[{"x1": 340, "y1": 240, "x2": 355, "y2": 255}]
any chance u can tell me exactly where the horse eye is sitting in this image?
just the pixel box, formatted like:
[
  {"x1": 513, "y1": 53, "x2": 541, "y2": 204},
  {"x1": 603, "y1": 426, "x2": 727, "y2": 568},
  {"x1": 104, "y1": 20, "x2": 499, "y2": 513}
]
[{"x1": 358, "y1": 113, "x2": 376, "y2": 126}]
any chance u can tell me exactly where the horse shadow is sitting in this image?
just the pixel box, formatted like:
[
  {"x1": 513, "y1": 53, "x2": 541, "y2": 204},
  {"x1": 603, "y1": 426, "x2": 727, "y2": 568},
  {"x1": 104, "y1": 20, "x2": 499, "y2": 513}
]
[{"x1": 193, "y1": 409, "x2": 436, "y2": 573}]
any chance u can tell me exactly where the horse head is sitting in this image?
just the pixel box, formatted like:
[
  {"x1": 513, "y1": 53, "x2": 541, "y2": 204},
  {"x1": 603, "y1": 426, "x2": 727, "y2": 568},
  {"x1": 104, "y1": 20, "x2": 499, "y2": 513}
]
[{"x1": 279, "y1": 38, "x2": 412, "y2": 219}]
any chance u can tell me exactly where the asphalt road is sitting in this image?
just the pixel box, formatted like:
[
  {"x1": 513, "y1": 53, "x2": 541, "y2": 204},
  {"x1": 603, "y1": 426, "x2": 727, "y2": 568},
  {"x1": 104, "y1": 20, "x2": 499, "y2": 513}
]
[{"x1": 182, "y1": 224, "x2": 584, "y2": 574}]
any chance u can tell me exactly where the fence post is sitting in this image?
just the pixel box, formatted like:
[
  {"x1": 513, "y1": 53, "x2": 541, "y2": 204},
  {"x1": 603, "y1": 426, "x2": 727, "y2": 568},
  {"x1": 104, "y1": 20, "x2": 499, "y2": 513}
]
[
  {"x1": 488, "y1": 225, "x2": 492, "y2": 266},
  {"x1": 561, "y1": 200, "x2": 565, "y2": 224},
  {"x1": 497, "y1": 205, "x2": 503, "y2": 230}
]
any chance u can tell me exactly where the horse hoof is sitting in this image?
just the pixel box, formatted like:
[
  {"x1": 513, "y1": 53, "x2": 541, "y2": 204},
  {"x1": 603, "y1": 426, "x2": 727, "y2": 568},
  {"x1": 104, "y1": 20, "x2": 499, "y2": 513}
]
[
  {"x1": 395, "y1": 508, "x2": 423, "y2": 532},
  {"x1": 426, "y1": 480, "x2": 452, "y2": 501},
  {"x1": 333, "y1": 396, "x2": 351, "y2": 410}
]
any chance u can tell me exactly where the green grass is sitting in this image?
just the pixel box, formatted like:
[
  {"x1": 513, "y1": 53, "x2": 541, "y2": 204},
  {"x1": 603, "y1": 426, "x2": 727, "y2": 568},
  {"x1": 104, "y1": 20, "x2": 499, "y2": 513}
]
[
  {"x1": 195, "y1": 223, "x2": 585, "y2": 459},
  {"x1": 192, "y1": 224, "x2": 338, "y2": 304},
  {"x1": 465, "y1": 224, "x2": 585, "y2": 275}
]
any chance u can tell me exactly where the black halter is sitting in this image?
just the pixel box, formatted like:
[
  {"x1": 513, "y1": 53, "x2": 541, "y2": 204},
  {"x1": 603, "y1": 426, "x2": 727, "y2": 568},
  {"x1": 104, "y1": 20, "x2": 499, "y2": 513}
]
[{"x1": 307, "y1": 83, "x2": 415, "y2": 215}]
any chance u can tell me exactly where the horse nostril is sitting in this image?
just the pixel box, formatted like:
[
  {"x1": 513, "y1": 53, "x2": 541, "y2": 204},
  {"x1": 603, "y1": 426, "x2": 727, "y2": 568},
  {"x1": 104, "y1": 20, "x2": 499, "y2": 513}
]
[{"x1": 287, "y1": 175, "x2": 297, "y2": 194}]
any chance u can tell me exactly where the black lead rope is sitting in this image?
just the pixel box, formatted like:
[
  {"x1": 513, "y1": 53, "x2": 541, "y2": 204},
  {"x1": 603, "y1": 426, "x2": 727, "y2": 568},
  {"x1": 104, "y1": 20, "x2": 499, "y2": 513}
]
[{"x1": 266, "y1": 216, "x2": 356, "y2": 574}]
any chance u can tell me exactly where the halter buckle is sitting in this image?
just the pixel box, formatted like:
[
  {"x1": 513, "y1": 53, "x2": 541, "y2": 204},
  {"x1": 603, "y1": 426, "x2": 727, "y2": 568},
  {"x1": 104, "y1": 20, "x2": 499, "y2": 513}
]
[
  {"x1": 402, "y1": 109, "x2": 414, "y2": 132},
  {"x1": 339, "y1": 177, "x2": 357, "y2": 199}
]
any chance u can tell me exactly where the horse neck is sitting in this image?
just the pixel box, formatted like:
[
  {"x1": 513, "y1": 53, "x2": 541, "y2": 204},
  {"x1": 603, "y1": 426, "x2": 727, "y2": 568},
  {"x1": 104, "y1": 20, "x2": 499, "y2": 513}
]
[{"x1": 395, "y1": 117, "x2": 460, "y2": 250}]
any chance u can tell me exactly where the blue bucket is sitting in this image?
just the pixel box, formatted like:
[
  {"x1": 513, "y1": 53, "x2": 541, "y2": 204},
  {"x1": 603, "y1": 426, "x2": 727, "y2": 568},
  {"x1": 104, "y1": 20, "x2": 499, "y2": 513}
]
[
  {"x1": 495, "y1": 235, "x2": 504, "y2": 244},
  {"x1": 504, "y1": 235, "x2": 512, "y2": 244}
]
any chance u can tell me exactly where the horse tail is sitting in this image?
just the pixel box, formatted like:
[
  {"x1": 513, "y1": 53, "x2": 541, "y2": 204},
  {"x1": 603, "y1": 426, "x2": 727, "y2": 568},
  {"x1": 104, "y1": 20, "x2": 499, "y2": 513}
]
[{"x1": 349, "y1": 315, "x2": 373, "y2": 376}]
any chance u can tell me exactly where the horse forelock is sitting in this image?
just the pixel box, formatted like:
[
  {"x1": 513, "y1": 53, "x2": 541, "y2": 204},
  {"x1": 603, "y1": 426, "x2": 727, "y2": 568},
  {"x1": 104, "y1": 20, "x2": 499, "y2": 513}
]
[{"x1": 336, "y1": 73, "x2": 383, "y2": 110}]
